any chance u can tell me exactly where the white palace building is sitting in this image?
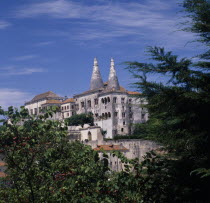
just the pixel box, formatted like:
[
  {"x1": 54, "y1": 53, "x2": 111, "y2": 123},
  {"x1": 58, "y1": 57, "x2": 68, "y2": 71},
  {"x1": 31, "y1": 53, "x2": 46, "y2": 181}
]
[{"x1": 25, "y1": 58, "x2": 148, "y2": 139}]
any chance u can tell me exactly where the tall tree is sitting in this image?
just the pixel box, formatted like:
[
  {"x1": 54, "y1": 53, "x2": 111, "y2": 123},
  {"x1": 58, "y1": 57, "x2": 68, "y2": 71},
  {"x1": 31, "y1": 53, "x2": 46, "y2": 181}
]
[{"x1": 126, "y1": 0, "x2": 210, "y2": 201}]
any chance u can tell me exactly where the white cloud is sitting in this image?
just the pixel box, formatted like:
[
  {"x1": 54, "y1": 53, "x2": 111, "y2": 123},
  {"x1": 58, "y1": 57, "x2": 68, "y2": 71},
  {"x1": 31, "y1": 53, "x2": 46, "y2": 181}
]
[
  {"x1": 16, "y1": 0, "x2": 174, "y2": 29},
  {"x1": 0, "y1": 20, "x2": 11, "y2": 29},
  {"x1": 0, "y1": 66, "x2": 46, "y2": 76},
  {"x1": 15, "y1": 0, "x2": 197, "y2": 51},
  {"x1": 16, "y1": 0, "x2": 84, "y2": 19},
  {"x1": 0, "y1": 88, "x2": 32, "y2": 109},
  {"x1": 13, "y1": 54, "x2": 38, "y2": 61}
]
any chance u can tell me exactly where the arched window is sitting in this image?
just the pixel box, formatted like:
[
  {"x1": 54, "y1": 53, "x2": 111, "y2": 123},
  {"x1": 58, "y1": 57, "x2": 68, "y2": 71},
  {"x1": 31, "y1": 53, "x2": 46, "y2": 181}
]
[
  {"x1": 102, "y1": 113, "x2": 105, "y2": 118},
  {"x1": 104, "y1": 98, "x2": 107, "y2": 104},
  {"x1": 107, "y1": 97, "x2": 110, "y2": 102},
  {"x1": 105, "y1": 113, "x2": 108, "y2": 119},
  {"x1": 101, "y1": 98, "x2": 104, "y2": 103},
  {"x1": 88, "y1": 100, "x2": 91, "y2": 108},
  {"x1": 88, "y1": 131, "x2": 92, "y2": 141},
  {"x1": 113, "y1": 97, "x2": 117, "y2": 103},
  {"x1": 108, "y1": 112, "x2": 111, "y2": 117}
]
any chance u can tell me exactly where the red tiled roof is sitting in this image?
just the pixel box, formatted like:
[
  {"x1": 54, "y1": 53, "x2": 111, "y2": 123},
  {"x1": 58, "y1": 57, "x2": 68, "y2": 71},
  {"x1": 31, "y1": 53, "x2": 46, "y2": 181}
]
[
  {"x1": 94, "y1": 145, "x2": 128, "y2": 151},
  {"x1": 62, "y1": 98, "x2": 75, "y2": 104},
  {"x1": 0, "y1": 172, "x2": 7, "y2": 177},
  {"x1": 127, "y1": 91, "x2": 141, "y2": 95},
  {"x1": 0, "y1": 162, "x2": 6, "y2": 167}
]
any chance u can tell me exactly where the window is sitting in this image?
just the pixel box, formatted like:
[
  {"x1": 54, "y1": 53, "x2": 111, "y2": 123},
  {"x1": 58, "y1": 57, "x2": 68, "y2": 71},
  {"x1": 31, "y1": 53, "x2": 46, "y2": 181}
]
[
  {"x1": 108, "y1": 112, "x2": 111, "y2": 117},
  {"x1": 121, "y1": 128, "x2": 124, "y2": 132},
  {"x1": 129, "y1": 99, "x2": 132, "y2": 103},
  {"x1": 88, "y1": 131, "x2": 92, "y2": 141},
  {"x1": 67, "y1": 113, "x2": 69, "y2": 117},
  {"x1": 94, "y1": 99, "x2": 98, "y2": 105},
  {"x1": 105, "y1": 113, "x2": 108, "y2": 119},
  {"x1": 88, "y1": 100, "x2": 91, "y2": 108},
  {"x1": 67, "y1": 105, "x2": 69, "y2": 109},
  {"x1": 121, "y1": 98, "x2": 125, "y2": 104},
  {"x1": 113, "y1": 97, "x2": 117, "y2": 103},
  {"x1": 39, "y1": 107, "x2": 41, "y2": 113},
  {"x1": 34, "y1": 108, "x2": 37, "y2": 115},
  {"x1": 62, "y1": 107, "x2": 64, "y2": 110},
  {"x1": 65, "y1": 106, "x2": 66, "y2": 110},
  {"x1": 72, "y1": 112, "x2": 75, "y2": 116},
  {"x1": 81, "y1": 102, "x2": 85, "y2": 108},
  {"x1": 123, "y1": 121, "x2": 125, "y2": 125},
  {"x1": 122, "y1": 112, "x2": 125, "y2": 118},
  {"x1": 107, "y1": 97, "x2": 110, "y2": 102},
  {"x1": 95, "y1": 113, "x2": 98, "y2": 117},
  {"x1": 129, "y1": 113, "x2": 133, "y2": 119},
  {"x1": 72, "y1": 105, "x2": 74, "y2": 109},
  {"x1": 122, "y1": 106, "x2": 125, "y2": 111},
  {"x1": 114, "y1": 112, "x2": 118, "y2": 117},
  {"x1": 141, "y1": 113, "x2": 145, "y2": 120},
  {"x1": 30, "y1": 109, "x2": 33, "y2": 115}
]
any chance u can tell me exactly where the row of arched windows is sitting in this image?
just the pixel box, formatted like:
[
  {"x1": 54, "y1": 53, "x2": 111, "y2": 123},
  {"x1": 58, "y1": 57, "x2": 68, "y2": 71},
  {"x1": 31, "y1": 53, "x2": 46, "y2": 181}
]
[
  {"x1": 102, "y1": 112, "x2": 111, "y2": 118},
  {"x1": 101, "y1": 97, "x2": 110, "y2": 104}
]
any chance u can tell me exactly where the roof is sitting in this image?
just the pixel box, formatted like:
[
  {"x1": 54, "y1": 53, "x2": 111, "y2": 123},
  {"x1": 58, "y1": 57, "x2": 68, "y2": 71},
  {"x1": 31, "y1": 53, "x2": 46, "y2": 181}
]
[
  {"x1": 127, "y1": 91, "x2": 141, "y2": 95},
  {"x1": 62, "y1": 98, "x2": 75, "y2": 104},
  {"x1": 0, "y1": 172, "x2": 7, "y2": 177},
  {"x1": 31, "y1": 91, "x2": 62, "y2": 102},
  {"x1": 94, "y1": 145, "x2": 128, "y2": 151},
  {"x1": 74, "y1": 88, "x2": 104, "y2": 97},
  {"x1": 74, "y1": 84, "x2": 131, "y2": 97},
  {"x1": 0, "y1": 162, "x2": 6, "y2": 167}
]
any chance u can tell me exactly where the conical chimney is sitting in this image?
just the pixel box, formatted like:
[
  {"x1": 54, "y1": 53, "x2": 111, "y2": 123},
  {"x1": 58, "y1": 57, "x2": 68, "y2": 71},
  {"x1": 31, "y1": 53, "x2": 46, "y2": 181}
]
[
  {"x1": 90, "y1": 58, "x2": 104, "y2": 90},
  {"x1": 107, "y1": 58, "x2": 120, "y2": 90}
]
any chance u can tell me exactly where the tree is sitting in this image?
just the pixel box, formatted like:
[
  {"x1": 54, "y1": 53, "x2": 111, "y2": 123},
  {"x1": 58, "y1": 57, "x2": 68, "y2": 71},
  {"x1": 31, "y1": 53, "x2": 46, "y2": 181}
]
[
  {"x1": 126, "y1": 0, "x2": 210, "y2": 201},
  {"x1": 0, "y1": 107, "x2": 114, "y2": 202},
  {"x1": 65, "y1": 113, "x2": 94, "y2": 127},
  {"x1": 0, "y1": 107, "x2": 146, "y2": 202}
]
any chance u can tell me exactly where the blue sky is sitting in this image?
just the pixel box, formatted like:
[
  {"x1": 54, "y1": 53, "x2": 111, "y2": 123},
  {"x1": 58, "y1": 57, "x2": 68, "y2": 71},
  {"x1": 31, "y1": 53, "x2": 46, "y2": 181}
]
[{"x1": 0, "y1": 0, "x2": 204, "y2": 108}]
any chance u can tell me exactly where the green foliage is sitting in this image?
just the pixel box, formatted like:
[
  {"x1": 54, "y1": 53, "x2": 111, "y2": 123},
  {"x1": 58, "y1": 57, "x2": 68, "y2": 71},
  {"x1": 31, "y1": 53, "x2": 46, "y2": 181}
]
[
  {"x1": 125, "y1": 0, "x2": 210, "y2": 201},
  {"x1": 182, "y1": 0, "x2": 210, "y2": 44},
  {"x1": 0, "y1": 107, "x2": 148, "y2": 202},
  {"x1": 0, "y1": 1, "x2": 209, "y2": 202},
  {"x1": 65, "y1": 113, "x2": 94, "y2": 127},
  {"x1": 191, "y1": 168, "x2": 210, "y2": 178},
  {"x1": 0, "y1": 107, "x2": 113, "y2": 202}
]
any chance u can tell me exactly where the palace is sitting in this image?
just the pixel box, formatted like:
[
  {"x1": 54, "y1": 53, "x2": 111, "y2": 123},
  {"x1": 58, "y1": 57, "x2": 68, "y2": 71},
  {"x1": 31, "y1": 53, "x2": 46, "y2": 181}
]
[{"x1": 24, "y1": 58, "x2": 148, "y2": 139}]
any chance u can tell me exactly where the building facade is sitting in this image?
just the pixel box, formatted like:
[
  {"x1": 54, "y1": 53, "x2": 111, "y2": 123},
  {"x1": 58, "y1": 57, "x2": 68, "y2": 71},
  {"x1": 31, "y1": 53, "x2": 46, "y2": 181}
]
[{"x1": 25, "y1": 58, "x2": 148, "y2": 139}]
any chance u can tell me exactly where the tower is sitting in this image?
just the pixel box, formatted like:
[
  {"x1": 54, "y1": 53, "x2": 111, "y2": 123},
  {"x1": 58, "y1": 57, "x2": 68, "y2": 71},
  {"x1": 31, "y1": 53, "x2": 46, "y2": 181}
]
[
  {"x1": 107, "y1": 58, "x2": 120, "y2": 90},
  {"x1": 90, "y1": 58, "x2": 104, "y2": 90}
]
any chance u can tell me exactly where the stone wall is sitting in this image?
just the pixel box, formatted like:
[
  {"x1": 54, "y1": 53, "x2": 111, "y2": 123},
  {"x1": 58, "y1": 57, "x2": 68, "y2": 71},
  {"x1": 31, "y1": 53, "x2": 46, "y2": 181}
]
[{"x1": 87, "y1": 139, "x2": 160, "y2": 161}]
